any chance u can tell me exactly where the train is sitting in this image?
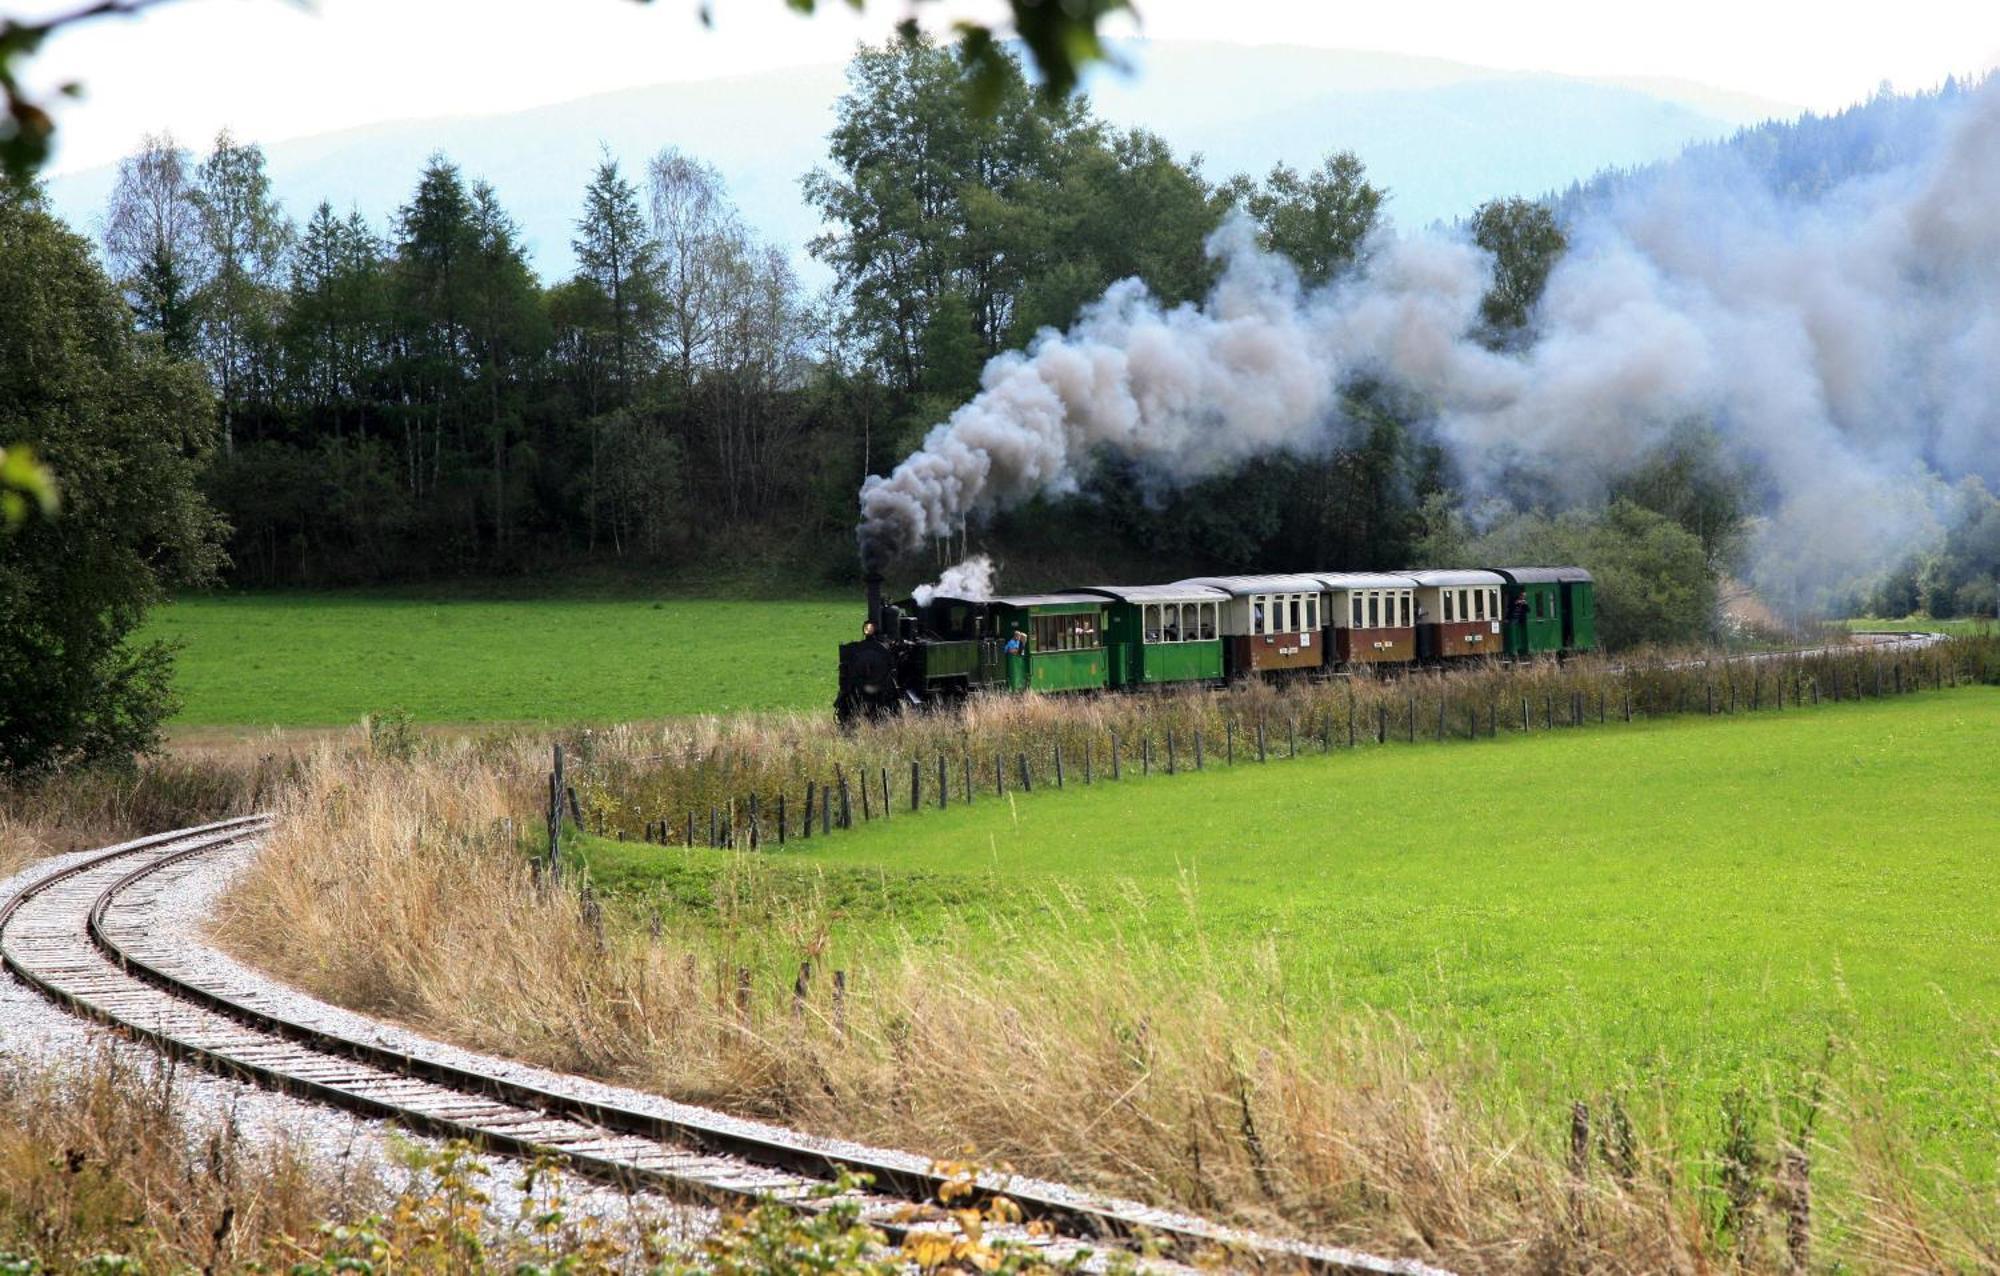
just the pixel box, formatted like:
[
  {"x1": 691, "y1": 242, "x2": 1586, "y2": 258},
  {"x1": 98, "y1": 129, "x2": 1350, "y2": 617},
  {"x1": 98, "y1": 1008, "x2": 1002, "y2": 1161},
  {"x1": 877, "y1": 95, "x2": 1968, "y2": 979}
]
[{"x1": 836, "y1": 566, "x2": 1596, "y2": 722}]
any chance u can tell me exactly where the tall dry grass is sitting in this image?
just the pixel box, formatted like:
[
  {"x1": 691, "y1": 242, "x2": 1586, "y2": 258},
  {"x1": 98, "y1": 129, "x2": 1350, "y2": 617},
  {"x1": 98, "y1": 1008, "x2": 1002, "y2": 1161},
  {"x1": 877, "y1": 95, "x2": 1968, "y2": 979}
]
[
  {"x1": 0, "y1": 750, "x2": 274, "y2": 877},
  {"x1": 211, "y1": 641, "x2": 2000, "y2": 1273},
  {"x1": 0, "y1": 1047, "x2": 365, "y2": 1268}
]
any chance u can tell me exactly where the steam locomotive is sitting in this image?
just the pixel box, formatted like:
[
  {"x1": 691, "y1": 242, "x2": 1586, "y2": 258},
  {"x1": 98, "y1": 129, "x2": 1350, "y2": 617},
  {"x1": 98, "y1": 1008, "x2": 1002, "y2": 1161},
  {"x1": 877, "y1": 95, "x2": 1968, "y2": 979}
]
[{"x1": 835, "y1": 566, "x2": 1596, "y2": 723}]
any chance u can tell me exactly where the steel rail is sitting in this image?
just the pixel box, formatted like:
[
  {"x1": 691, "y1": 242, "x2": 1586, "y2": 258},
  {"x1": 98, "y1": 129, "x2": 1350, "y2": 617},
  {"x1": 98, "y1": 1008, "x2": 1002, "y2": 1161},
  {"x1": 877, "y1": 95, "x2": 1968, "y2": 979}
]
[{"x1": 4, "y1": 824, "x2": 1448, "y2": 1276}]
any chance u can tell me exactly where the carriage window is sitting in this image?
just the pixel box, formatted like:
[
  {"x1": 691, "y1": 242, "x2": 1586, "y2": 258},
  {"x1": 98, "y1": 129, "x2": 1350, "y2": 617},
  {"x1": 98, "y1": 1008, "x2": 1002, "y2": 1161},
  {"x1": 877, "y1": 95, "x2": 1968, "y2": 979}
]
[
  {"x1": 1305, "y1": 596, "x2": 1318, "y2": 630},
  {"x1": 1443, "y1": 591, "x2": 1455, "y2": 623},
  {"x1": 1179, "y1": 603, "x2": 1196, "y2": 639},
  {"x1": 1285, "y1": 596, "x2": 1298, "y2": 632},
  {"x1": 1143, "y1": 604, "x2": 1161, "y2": 643},
  {"x1": 1201, "y1": 603, "x2": 1217, "y2": 639},
  {"x1": 1162, "y1": 606, "x2": 1180, "y2": 642},
  {"x1": 1400, "y1": 593, "x2": 1412, "y2": 627},
  {"x1": 1250, "y1": 598, "x2": 1265, "y2": 635},
  {"x1": 1473, "y1": 589, "x2": 1485, "y2": 621},
  {"x1": 1367, "y1": 593, "x2": 1380, "y2": 627},
  {"x1": 1351, "y1": 595, "x2": 1363, "y2": 628}
]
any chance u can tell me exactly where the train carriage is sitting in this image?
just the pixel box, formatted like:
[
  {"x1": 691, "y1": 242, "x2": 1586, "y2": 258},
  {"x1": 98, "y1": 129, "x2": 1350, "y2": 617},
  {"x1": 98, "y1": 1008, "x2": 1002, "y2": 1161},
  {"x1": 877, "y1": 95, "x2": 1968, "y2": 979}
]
[
  {"x1": 1079, "y1": 584, "x2": 1228, "y2": 688},
  {"x1": 1312, "y1": 572, "x2": 1418, "y2": 666},
  {"x1": 1176, "y1": 575, "x2": 1326, "y2": 679},
  {"x1": 1406, "y1": 570, "x2": 1506, "y2": 661},
  {"x1": 1494, "y1": 567, "x2": 1595, "y2": 656},
  {"x1": 989, "y1": 594, "x2": 1112, "y2": 693}
]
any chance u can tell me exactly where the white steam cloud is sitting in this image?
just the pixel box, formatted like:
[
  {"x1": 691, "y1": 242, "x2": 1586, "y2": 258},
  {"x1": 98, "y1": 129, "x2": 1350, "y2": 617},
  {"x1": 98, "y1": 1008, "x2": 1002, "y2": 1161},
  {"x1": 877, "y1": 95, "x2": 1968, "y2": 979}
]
[
  {"x1": 912, "y1": 553, "x2": 996, "y2": 606},
  {"x1": 857, "y1": 83, "x2": 2000, "y2": 607}
]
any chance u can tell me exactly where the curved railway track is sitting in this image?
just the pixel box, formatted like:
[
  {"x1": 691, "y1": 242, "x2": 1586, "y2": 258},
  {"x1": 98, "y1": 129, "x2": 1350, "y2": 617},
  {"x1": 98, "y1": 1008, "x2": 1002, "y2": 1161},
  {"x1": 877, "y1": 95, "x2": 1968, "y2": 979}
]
[{"x1": 2, "y1": 819, "x2": 1448, "y2": 1276}]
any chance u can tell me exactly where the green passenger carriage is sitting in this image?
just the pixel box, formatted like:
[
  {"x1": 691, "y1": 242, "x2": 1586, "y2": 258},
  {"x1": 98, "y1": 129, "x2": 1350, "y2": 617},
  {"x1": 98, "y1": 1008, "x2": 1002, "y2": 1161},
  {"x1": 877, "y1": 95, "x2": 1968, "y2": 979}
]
[
  {"x1": 1079, "y1": 584, "x2": 1228, "y2": 688},
  {"x1": 1494, "y1": 567, "x2": 1596, "y2": 656},
  {"x1": 989, "y1": 594, "x2": 1111, "y2": 693}
]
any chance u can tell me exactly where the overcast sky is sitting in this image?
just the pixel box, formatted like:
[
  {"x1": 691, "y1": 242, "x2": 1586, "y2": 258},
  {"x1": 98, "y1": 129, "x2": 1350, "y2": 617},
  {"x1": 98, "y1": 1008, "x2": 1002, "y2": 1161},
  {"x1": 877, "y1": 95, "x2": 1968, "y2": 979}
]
[{"x1": 19, "y1": 0, "x2": 2000, "y2": 174}]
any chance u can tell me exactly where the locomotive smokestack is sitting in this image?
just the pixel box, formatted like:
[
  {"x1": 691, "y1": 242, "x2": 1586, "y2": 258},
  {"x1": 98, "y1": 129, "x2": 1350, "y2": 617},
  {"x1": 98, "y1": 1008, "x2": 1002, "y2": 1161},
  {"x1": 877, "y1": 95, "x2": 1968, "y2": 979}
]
[{"x1": 865, "y1": 572, "x2": 884, "y2": 633}]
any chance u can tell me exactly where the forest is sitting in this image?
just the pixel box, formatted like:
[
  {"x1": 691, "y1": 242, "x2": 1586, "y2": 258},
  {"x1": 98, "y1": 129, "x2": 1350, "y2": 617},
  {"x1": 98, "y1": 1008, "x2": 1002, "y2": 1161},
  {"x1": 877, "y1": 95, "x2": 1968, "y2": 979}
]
[{"x1": 17, "y1": 39, "x2": 2000, "y2": 621}]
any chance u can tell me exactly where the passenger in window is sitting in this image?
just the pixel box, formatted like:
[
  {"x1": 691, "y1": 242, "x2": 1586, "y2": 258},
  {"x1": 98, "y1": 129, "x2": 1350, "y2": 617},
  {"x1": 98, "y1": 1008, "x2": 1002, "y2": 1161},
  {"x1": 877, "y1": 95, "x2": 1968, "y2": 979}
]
[
  {"x1": 1163, "y1": 610, "x2": 1180, "y2": 642},
  {"x1": 1509, "y1": 594, "x2": 1529, "y2": 627},
  {"x1": 1005, "y1": 628, "x2": 1026, "y2": 656}
]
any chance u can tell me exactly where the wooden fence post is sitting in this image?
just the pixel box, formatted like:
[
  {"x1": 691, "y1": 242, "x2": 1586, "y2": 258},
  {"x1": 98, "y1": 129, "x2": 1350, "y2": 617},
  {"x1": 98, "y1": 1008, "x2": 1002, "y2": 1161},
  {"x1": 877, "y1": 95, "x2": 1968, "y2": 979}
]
[
  {"x1": 1054, "y1": 741, "x2": 1065, "y2": 788},
  {"x1": 1166, "y1": 731, "x2": 1176, "y2": 775},
  {"x1": 965, "y1": 754, "x2": 975, "y2": 803},
  {"x1": 709, "y1": 807, "x2": 719, "y2": 848},
  {"x1": 833, "y1": 969, "x2": 847, "y2": 1041},
  {"x1": 1287, "y1": 719, "x2": 1296, "y2": 758},
  {"x1": 838, "y1": 771, "x2": 852, "y2": 829},
  {"x1": 1569, "y1": 1101, "x2": 1590, "y2": 1233},
  {"x1": 860, "y1": 771, "x2": 871, "y2": 821},
  {"x1": 1142, "y1": 735, "x2": 1152, "y2": 776},
  {"x1": 793, "y1": 961, "x2": 811, "y2": 1023},
  {"x1": 1227, "y1": 720, "x2": 1236, "y2": 764},
  {"x1": 1018, "y1": 752, "x2": 1033, "y2": 792},
  {"x1": 686, "y1": 809, "x2": 696, "y2": 848},
  {"x1": 1786, "y1": 1148, "x2": 1811, "y2": 1273},
  {"x1": 1194, "y1": 727, "x2": 1204, "y2": 770},
  {"x1": 995, "y1": 753, "x2": 1005, "y2": 796},
  {"x1": 821, "y1": 784, "x2": 831, "y2": 835},
  {"x1": 1378, "y1": 704, "x2": 1388, "y2": 744},
  {"x1": 802, "y1": 783, "x2": 815, "y2": 841},
  {"x1": 1258, "y1": 719, "x2": 1268, "y2": 761},
  {"x1": 1111, "y1": 732, "x2": 1121, "y2": 781},
  {"x1": 910, "y1": 759, "x2": 921, "y2": 812},
  {"x1": 749, "y1": 795, "x2": 760, "y2": 850},
  {"x1": 881, "y1": 767, "x2": 891, "y2": 820},
  {"x1": 777, "y1": 794, "x2": 786, "y2": 845},
  {"x1": 1081, "y1": 744, "x2": 1091, "y2": 786},
  {"x1": 938, "y1": 754, "x2": 949, "y2": 809}
]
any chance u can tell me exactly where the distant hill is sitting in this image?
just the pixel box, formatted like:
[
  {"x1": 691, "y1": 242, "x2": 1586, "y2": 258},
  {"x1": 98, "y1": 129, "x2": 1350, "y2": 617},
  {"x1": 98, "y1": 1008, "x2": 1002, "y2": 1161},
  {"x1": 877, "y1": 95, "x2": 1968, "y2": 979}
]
[
  {"x1": 43, "y1": 41, "x2": 1801, "y2": 281},
  {"x1": 1551, "y1": 75, "x2": 1985, "y2": 218}
]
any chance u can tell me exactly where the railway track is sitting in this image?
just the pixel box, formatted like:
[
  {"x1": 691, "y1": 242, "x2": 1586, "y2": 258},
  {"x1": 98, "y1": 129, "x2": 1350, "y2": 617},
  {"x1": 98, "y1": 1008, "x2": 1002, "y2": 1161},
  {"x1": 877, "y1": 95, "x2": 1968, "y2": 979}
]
[{"x1": 1, "y1": 819, "x2": 1449, "y2": 1276}]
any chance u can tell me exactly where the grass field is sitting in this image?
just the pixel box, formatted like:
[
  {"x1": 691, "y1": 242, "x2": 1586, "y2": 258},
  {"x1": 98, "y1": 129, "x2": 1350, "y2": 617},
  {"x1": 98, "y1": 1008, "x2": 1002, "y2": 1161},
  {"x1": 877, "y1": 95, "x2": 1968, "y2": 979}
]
[
  {"x1": 141, "y1": 592, "x2": 855, "y2": 726},
  {"x1": 579, "y1": 687, "x2": 2000, "y2": 1172}
]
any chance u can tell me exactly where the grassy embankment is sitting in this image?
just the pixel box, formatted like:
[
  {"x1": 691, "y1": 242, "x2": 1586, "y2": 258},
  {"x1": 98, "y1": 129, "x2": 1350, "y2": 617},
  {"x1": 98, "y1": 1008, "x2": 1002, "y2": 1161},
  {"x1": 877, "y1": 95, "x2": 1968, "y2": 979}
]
[
  {"x1": 140, "y1": 592, "x2": 854, "y2": 727},
  {"x1": 577, "y1": 688, "x2": 2000, "y2": 1177}
]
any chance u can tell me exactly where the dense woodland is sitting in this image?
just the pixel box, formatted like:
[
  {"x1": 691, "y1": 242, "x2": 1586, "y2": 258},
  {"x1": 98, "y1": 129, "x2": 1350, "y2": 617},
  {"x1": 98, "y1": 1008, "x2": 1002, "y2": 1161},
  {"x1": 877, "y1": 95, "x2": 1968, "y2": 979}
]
[{"x1": 40, "y1": 39, "x2": 1578, "y2": 595}]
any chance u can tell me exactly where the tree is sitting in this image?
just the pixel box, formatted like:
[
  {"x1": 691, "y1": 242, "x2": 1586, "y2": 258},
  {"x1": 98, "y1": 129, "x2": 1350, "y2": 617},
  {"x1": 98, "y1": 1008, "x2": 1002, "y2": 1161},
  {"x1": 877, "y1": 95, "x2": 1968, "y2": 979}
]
[
  {"x1": 192, "y1": 130, "x2": 293, "y2": 453},
  {"x1": 0, "y1": 188, "x2": 226, "y2": 773},
  {"x1": 463, "y1": 180, "x2": 547, "y2": 552},
  {"x1": 647, "y1": 146, "x2": 741, "y2": 385},
  {"x1": 1439, "y1": 499, "x2": 1716, "y2": 649},
  {"x1": 1240, "y1": 151, "x2": 1384, "y2": 285},
  {"x1": 102, "y1": 131, "x2": 207, "y2": 355},
  {"x1": 1470, "y1": 196, "x2": 1567, "y2": 340},
  {"x1": 571, "y1": 152, "x2": 660, "y2": 404},
  {"x1": 804, "y1": 37, "x2": 1096, "y2": 392}
]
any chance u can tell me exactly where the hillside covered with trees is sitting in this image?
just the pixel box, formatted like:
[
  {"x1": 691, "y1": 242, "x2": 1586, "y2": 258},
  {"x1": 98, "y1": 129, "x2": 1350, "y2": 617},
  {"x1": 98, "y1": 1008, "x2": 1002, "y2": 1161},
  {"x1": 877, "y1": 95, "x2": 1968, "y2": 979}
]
[{"x1": 19, "y1": 40, "x2": 1996, "y2": 623}]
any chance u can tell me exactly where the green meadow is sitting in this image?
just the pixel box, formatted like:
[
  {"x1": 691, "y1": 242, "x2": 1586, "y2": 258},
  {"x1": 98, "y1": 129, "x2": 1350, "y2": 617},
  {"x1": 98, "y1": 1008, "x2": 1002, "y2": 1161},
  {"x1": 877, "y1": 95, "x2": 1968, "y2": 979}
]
[
  {"x1": 142, "y1": 592, "x2": 856, "y2": 726},
  {"x1": 581, "y1": 688, "x2": 2000, "y2": 1170}
]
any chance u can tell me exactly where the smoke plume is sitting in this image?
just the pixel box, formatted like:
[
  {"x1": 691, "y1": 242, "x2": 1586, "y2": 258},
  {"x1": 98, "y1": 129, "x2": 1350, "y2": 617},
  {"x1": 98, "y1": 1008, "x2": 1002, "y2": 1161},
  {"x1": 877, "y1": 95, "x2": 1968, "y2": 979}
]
[
  {"x1": 912, "y1": 553, "x2": 996, "y2": 606},
  {"x1": 857, "y1": 81, "x2": 2000, "y2": 606}
]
